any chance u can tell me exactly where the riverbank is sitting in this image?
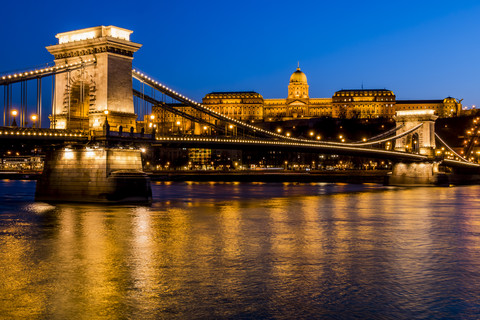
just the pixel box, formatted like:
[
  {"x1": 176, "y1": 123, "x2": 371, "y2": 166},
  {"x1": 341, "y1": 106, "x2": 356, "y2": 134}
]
[
  {"x1": 0, "y1": 170, "x2": 391, "y2": 184},
  {"x1": 149, "y1": 170, "x2": 390, "y2": 184}
]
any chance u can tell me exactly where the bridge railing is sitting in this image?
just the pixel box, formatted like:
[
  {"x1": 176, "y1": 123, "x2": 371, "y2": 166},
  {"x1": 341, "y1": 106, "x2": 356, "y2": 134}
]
[{"x1": 89, "y1": 128, "x2": 155, "y2": 140}]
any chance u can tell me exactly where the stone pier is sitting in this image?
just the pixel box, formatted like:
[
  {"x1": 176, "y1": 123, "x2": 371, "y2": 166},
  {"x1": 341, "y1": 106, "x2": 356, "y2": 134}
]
[
  {"x1": 387, "y1": 162, "x2": 448, "y2": 186},
  {"x1": 35, "y1": 148, "x2": 152, "y2": 203},
  {"x1": 387, "y1": 109, "x2": 446, "y2": 186}
]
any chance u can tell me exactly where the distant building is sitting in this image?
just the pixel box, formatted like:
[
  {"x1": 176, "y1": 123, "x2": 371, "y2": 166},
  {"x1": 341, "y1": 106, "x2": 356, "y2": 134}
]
[
  {"x1": 201, "y1": 66, "x2": 462, "y2": 121},
  {"x1": 202, "y1": 92, "x2": 264, "y2": 122},
  {"x1": 395, "y1": 97, "x2": 461, "y2": 117},
  {"x1": 332, "y1": 89, "x2": 396, "y2": 119}
]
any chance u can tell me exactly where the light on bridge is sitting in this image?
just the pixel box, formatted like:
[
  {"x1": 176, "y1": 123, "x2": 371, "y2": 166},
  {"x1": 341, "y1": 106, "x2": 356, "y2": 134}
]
[{"x1": 31, "y1": 115, "x2": 38, "y2": 128}]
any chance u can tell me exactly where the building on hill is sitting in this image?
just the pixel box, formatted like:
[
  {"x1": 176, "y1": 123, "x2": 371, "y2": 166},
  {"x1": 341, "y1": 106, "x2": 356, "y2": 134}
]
[
  {"x1": 332, "y1": 89, "x2": 396, "y2": 119},
  {"x1": 395, "y1": 97, "x2": 461, "y2": 117},
  {"x1": 200, "y1": 66, "x2": 463, "y2": 121}
]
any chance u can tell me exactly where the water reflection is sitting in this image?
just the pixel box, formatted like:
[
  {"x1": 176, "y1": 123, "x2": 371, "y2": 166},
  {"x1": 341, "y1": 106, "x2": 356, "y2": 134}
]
[{"x1": 1, "y1": 181, "x2": 480, "y2": 318}]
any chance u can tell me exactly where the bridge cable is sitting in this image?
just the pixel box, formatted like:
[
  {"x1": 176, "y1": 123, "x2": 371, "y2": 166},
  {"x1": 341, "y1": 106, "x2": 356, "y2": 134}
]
[
  {"x1": 434, "y1": 132, "x2": 468, "y2": 162},
  {"x1": 132, "y1": 69, "x2": 423, "y2": 148},
  {"x1": 350, "y1": 124, "x2": 404, "y2": 144}
]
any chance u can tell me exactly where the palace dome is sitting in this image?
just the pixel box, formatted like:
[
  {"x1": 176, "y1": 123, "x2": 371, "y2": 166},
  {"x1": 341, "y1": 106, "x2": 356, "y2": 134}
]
[{"x1": 290, "y1": 67, "x2": 307, "y2": 84}]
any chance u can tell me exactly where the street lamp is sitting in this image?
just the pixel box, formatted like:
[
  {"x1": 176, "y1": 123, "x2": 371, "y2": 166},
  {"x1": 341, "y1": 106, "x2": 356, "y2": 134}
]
[
  {"x1": 31, "y1": 114, "x2": 37, "y2": 128},
  {"x1": 104, "y1": 109, "x2": 109, "y2": 131},
  {"x1": 277, "y1": 128, "x2": 282, "y2": 133},
  {"x1": 11, "y1": 110, "x2": 18, "y2": 127},
  {"x1": 176, "y1": 120, "x2": 181, "y2": 134}
]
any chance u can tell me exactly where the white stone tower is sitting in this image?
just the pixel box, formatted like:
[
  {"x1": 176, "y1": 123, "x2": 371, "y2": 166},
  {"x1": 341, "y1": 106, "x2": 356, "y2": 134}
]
[
  {"x1": 46, "y1": 26, "x2": 142, "y2": 131},
  {"x1": 394, "y1": 110, "x2": 438, "y2": 157}
]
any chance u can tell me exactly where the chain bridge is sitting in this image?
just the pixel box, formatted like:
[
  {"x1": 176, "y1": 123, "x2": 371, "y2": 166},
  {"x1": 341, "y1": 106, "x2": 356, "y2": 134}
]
[{"x1": 1, "y1": 26, "x2": 479, "y2": 203}]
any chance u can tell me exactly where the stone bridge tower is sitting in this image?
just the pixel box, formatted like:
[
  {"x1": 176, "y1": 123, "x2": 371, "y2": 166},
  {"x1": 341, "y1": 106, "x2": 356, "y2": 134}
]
[
  {"x1": 46, "y1": 26, "x2": 142, "y2": 132},
  {"x1": 394, "y1": 110, "x2": 438, "y2": 157}
]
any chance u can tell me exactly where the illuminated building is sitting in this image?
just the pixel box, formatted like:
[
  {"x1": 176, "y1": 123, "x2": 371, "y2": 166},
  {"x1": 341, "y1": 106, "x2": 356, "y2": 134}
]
[
  {"x1": 201, "y1": 66, "x2": 462, "y2": 121},
  {"x1": 202, "y1": 92, "x2": 264, "y2": 121},
  {"x1": 332, "y1": 89, "x2": 396, "y2": 118},
  {"x1": 395, "y1": 97, "x2": 462, "y2": 117}
]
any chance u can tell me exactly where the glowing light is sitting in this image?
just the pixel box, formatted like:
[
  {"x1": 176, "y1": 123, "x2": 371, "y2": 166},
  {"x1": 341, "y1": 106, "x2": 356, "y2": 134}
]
[
  {"x1": 64, "y1": 149, "x2": 74, "y2": 160},
  {"x1": 396, "y1": 110, "x2": 435, "y2": 116},
  {"x1": 57, "y1": 26, "x2": 132, "y2": 44}
]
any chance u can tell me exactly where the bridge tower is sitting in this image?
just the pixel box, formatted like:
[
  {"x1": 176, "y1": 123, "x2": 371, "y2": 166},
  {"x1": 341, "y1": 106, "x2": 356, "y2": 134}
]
[
  {"x1": 35, "y1": 26, "x2": 151, "y2": 204},
  {"x1": 388, "y1": 109, "x2": 446, "y2": 186},
  {"x1": 46, "y1": 26, "x2": 142, "y2": 131},
  {"x1": 394, "y1": 110, "x2": 438, "y2": 157}
]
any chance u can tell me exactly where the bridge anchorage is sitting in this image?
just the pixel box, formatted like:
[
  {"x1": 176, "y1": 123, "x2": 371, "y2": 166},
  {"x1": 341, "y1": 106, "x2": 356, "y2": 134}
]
[{"x1": 2, "y1": 26, "x2": 480, "y2": 203}]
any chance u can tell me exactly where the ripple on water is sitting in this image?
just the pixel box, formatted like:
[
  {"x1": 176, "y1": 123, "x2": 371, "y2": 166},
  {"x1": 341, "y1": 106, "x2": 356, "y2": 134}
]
[{"x1": 0, "y1": 182, "x2": 480, "y2": 319}]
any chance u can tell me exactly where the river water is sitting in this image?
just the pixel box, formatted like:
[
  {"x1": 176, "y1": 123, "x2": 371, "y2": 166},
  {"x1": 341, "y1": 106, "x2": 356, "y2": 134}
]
[{"x1": 1, "y1": 180, "x2": 480, "y2": 319}]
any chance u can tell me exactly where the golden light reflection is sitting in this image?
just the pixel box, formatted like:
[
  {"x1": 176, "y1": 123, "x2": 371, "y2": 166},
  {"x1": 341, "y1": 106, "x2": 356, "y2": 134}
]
[{"x1": 3, "y1": 185, "x2": 480, "y2": 318}]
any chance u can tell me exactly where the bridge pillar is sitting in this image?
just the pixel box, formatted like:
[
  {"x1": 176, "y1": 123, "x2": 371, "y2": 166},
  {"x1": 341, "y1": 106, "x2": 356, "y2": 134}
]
[
  {"x1": 35, "y1": 148, "x2": 152, "y2": 203},
  {"x1": 387, "y1": 162, "x2": 448, "y2": 186},
  {"x1": 394, "y1": 110, "x2": 438, "y2": 157},
  {"x1": 46, "y1": 26, "x2": 142, "y2": 132}
]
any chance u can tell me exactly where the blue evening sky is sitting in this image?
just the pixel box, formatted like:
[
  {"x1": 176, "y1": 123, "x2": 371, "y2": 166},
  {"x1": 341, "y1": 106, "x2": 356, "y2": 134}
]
[{"x1": 1, "y1": 0, "x2": 480, "y2": 107}]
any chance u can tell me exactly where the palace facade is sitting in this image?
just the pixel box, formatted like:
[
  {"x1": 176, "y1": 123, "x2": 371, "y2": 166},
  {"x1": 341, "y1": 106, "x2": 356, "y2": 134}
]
[{"x1": 201, "y1": 67, "x2": 462, "y2": 121}]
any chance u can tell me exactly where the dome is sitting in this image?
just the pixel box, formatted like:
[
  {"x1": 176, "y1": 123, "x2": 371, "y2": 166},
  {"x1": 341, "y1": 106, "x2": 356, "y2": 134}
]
[{"x1": 290, "y1": 67, "x2": 307, "y2": 84}]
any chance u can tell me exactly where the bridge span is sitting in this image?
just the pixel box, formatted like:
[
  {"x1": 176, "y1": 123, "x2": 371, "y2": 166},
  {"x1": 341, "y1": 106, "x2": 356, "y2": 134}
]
[{"x1": 1, "y1": 25, "x2": 480, "y2": 202}]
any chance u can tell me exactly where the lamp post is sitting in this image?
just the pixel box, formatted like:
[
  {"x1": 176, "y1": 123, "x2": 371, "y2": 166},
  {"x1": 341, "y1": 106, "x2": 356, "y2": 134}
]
[
  {"x1": 31, "y1": 115, "x2": 37, "y2": 128},
  {"x1": 229, "y1": 124, "x2": 235, "y2": 136},
  {"x1": 103, "y1": 109, "x2": 110, "y2": 134},
  {"x1": 176, "y1": 120, "x2": 181, "y2": 135},
  {"x1": 11, "y1": 110, "x2": 18, "y2": 127}
]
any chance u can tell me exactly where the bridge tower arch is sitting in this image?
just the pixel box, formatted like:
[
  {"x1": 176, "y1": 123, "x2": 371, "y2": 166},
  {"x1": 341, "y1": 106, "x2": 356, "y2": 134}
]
[
  {"x1": 394, "y1": 110, "x2": 438, "y2": 157},
  {"x1": 46, "y1": 26, "x2": 142, "y2": 131}
]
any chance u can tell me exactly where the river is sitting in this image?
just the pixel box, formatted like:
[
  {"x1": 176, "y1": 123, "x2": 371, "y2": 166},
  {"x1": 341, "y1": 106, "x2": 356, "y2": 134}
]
[{"x1": 1, "y1": 180, "x2": 480, "y2": 319}]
